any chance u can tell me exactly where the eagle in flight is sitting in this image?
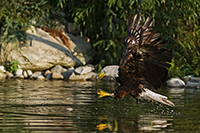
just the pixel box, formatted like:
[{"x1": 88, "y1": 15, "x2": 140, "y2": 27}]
[{"x1": 98, "y1": 14, "x2": 175, "y2": 107}]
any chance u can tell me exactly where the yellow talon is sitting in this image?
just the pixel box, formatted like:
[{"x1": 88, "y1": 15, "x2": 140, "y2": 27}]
[
  {"x1": 96, "y1": 124, "x2": 108, "y2": 131},
  {"x1": 97, "y1": 89, "x2": 110, "y2": 98}
]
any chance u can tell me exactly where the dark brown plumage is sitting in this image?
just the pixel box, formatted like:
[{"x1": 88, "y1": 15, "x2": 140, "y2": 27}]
[{"x1": 98, "y1": 14, "x2": 174, "y2": 106}]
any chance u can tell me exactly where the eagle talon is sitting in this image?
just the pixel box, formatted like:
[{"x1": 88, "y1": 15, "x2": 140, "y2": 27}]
[
  {"x1": 97, "y1": 14, "x2": 175, "y2": 107},
  {"x1": 97, "y1": 89, "x2": 111, "y2": 98}
]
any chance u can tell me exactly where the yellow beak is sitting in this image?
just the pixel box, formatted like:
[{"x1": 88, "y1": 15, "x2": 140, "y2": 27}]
[
  {"x1": 99, "y1": 71, "x2": 105, "y2": 79},
  {"x1": 97, "y1": 89, "x2": 110, "y2": 98}
]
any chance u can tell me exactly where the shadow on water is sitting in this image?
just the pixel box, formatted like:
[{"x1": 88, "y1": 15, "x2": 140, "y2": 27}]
[{"x1": 0, "y1": 79, "x2": 199, "y2": 132}]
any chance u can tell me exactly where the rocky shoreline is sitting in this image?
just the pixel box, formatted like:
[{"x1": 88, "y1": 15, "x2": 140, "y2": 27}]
[
  {"x1": 0, "y1": 26, "x2": 199, "y2": 88},
  {"x1": 0, "y1": 24, "x2": 100, "y2": 81},
  {"x1": 0, "y1": 64, "x2": 199, "y2": 88},
  {"x1": 0, "y1": 64, "x2": 98, "y2": 81}
]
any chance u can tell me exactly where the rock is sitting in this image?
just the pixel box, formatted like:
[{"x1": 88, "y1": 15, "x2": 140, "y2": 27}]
[
  {"x1": 9, "y1": 29, "x2": 75, "y2": 70},
  {"x1": 186, "y1": 77, "x2": 200, "y2": 88},
  {"x1": 44, "y1": 70, "x2": 51, "y2": 76},
  {"x1": 0, "y1": 65, "x2": 6, "y2": 73},
  {"x1": 167, "y1": 78, "x2": 185, "y2": 87},
  {"x1": 45, "y1": 73, "x2": 52, "y2": 80},
  {"x1": 14, "y1": 69, "x2": 24, "y2": 79},
  {"x1": 0, "y1": 66, "x2": 7, "y2": 79},
  {"x1": 6, "y1": 71, "x2": 13, "y2": 79},
  {"x1": 51, "y1": 65, "x2": 64, "y2": 73},
  {"x1": 30, "y1": 71, "x2": 43, "y2": 79},
  {"x1": 15, "y1": 69, "x2": 23, "y2": 75},
  {"x1": 0, "y1": 26, "x2": 95, "y2": 71},
  {"x1": 52, "y1": 72, "x2": 64, "y2": 79},
  {"x1": 75, "y1": 65, "x2": 94, "y2": 75},
  {"x1": 14, "y1": 74, "x2": 24, "y2": 79},
  {"x1": 27, "y1": 70, "x2": 33, "y2": 76},
  {"x1": 50, "y1": 65, "x2": 65, "y2": 79},
  {"x1": 74, "y1": 67, "x2": 82, "y2": 75},
  {"x1": 23, "y1": 71, "x2": 28, "y2": 78},
  {"x1": 62, "y1": 68, "x2": 74, "y2": 80},
  {"x1": 0, "y1": 72, "x2": 7, "y2": 79},
  {"x1": 67, "y1": 34, "x2": 95, "y2": 65},
  {"x1": 44, "y1": 70, "x2": 52, "y2": 80},
  {"x1": 62, "y1": 68, "x2": 68, "y2": 72},
  {"x1": 37, "y1": 75, "x2": 45, "y2": 80},
  {"x1": 69, "y1": 72, "x2": 98, "y2": 81},
  {"x1": 183, "y1": 75, "x2": 193, "y2": 82}
]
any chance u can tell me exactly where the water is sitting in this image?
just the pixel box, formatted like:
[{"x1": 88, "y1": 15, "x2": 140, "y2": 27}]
[{"x1": 0, "y1": 79, "x2": 199, "y2": 133}]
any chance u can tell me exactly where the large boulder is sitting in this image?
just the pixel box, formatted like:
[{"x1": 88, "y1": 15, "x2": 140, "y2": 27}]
[
  {"x1": 1, "y1": 26, "x2": 95, "y2": 71},
  {"x1": 167, "y1": 78, "x2": 185, "y2": 87}
]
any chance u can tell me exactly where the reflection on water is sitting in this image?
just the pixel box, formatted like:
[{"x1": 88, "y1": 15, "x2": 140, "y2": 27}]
[{"x1": 0, "y1": 79, "x2": 199, "y2": 132}]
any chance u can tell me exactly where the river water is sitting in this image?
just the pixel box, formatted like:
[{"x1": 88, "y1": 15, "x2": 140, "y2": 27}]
[{"x1": 0, "y1": 79, "x2": 199, "y2": 133}]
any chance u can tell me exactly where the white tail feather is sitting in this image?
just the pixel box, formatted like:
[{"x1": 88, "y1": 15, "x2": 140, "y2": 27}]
[{"x1": 138, "y1": 88, "x2": 175, "y2": 107}]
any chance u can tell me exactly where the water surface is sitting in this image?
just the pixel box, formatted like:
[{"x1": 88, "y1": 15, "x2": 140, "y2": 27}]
[{"x1": 0, "y1": 79, "x2": 199, "y2": 132}]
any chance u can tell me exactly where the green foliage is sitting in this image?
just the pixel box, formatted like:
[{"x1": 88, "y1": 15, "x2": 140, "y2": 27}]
[
  {"x1": 0, "y1": 0, "x2": 50, "y2": 48},
  {"x1": 131, "y1": 0, "x2": 200, "y2": 78},
  {"x1": 57, "y1": 0, "x2": 66, "y2": 8},
  {"x1": 0, "y1": 0, "x2": 67, "y2": 54},
  {"x1": 152, "y1": 0, "x2": 200, "y2": 78},
  {"x1": 8, "y1": 59, "x2": 19, "y2": 73},
  {"x1": 93, "y1": 39, "x2": 123, "y2": 71},
  {"x1": 64, "y1": 0, "x2": 134, "y2": 71},
  {"x1": 168, "y1": 27, "x2": 200, "y2": 78},
  {"x1": 64, "y1": 0, "x2": 200, "y2": 77}
]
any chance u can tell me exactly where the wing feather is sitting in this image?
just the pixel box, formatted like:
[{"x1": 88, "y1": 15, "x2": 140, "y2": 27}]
[{"x1": 120, "y1": 14, "x2": 172, "y2": 90}]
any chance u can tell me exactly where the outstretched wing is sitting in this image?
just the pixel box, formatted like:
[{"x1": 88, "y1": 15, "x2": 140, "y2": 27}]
[
  {"x1": 120, "y1": 14, "x2": 160, "y2": 68},
  {"x1": 122, "y1": 14, "x2": 155, "y2": 48},
  {"x1": 118, "y1": 14, "x2": 172, "y2": 89}
]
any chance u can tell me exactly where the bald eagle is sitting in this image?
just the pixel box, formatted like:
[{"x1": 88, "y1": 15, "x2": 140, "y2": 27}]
[{"x1": 98, "y1": 14, "x2": 175, "y2": 107}]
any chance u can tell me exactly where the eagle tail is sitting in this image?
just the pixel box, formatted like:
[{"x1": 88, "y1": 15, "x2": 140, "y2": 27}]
[{"x1": 138, "y1": 88, "x2": 175, "y2": 107}]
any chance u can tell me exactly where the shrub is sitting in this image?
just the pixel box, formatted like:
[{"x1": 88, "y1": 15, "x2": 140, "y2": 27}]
[
  {"x1": 8, "y1": 59, "x2": 19, "y2": 73},
  {"x1": 0, "y1": 0, "x2": 50, "y2": 48}
]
